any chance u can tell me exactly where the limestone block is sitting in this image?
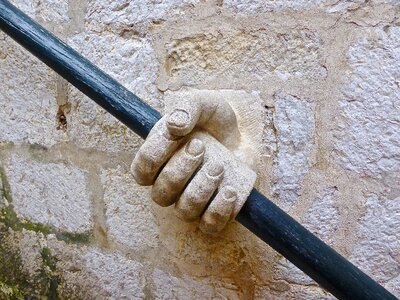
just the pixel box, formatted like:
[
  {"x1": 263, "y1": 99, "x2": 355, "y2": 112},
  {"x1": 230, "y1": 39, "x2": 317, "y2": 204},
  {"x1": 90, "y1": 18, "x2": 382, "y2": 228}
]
[
  {"x1": 272, "y1": 93, "x2": 315, "y2": 210},
  {"x1": 0, "y1": 178, "x2": 4, "y2": 209},
  {"x1": 255, "y1": 284, "x2": 335, "y2": 300},
  {"x1": 16, "y1": 229, "x2": 46, "y2": 278},
  {"x1": 48, "y1": 241, "x2": 146, "y2": 299},
  {"x1": 9, "y1": 0, "x2": 69, "y2": 23},
  {"x1": 0, "y1": 33, "x2": 61, "y2": 147},
  {"x1": 152, "y1": 268, "x2": 215, "y2": 299},
  {"x1": 79, "y1": 248, "x2": 145, "y2": 299},
  {"x1": 5, "y1": 154, "x2": 92, "y2": 233},
  {"x1": 223, "y1": 0, "x2": 327, "y2": 13},
  {"x1": 85, "y1": 0, "x2": 200, "y2": 34},
  {"x1": 303, "y1": 187, "x2": 339, "y2": 244},
  {"x1": 326, "y1": 0, "x2": 371, "y2": 13},
  {"x1": 9, "y1": 0, "x2": 35, "y2": 18},
  {"x1": 327, "y1": 0, "x2": 400, "y2": 13},
  {"x1": 350, "y1": 194, "x2": 400, "y2": 296},
  {"x1": 7, "y1": 229, "x2": 146, "y2": 299},
  {"x1": 162, "y1": 28, "x2": 326, "y2": 89},
  {"x1": 0, "y1": 0, "x2": 71, "y2": 147},
  {"x1": 101, "y1": 166, "x2": 159, "y2": 251},
  {"x1": 334, "y1": 27, "x2": 400, "y2": 179},
  {"x1": 66, "y1": 32, "x2": 161, "y2": 152}
]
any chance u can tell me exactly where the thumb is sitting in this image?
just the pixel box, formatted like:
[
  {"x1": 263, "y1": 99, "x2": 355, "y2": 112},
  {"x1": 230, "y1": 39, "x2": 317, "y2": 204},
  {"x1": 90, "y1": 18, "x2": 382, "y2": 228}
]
[{"x1": 166, "y1": 100, "x2": 201, "y2": 136}]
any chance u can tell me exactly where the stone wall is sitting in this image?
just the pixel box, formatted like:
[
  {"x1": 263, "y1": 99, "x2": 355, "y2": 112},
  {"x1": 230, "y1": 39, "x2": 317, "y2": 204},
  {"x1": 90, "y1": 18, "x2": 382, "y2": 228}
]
[{"x1": 0, "y1": 0, "x2": 399, "y2": 299}]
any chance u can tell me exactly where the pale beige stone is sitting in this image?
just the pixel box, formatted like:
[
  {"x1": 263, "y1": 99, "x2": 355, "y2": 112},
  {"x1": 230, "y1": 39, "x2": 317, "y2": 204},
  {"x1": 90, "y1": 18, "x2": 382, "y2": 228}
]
[{"x1": 131, "y1": 89, "x2": 257, "y2": 233}]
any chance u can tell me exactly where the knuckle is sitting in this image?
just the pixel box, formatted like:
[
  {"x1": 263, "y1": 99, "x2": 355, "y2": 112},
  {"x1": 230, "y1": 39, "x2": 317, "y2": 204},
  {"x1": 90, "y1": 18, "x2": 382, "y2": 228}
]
[
  {"x1": 200, "y1": 214, "x2": 221, "y2": 234},
  {"x1": 185, "y1": 138, "x2": 205, "y2": 157},
  {"x1": 175, "y1": 206, "x2": 197, "y2": 222}
]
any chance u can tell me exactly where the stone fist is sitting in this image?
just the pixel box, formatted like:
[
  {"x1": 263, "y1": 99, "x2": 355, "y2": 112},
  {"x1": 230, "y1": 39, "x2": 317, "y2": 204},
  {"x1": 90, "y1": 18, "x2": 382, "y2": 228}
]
[{"x1": 131, "y1": 90, "x2": 257, "y2": 233}]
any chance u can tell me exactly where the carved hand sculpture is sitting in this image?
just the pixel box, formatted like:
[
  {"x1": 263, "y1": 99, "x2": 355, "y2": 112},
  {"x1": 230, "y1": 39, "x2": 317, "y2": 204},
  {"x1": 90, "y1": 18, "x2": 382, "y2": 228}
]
[{"x1": 131, "y1": 90, "x2": 257, "y2": 234}]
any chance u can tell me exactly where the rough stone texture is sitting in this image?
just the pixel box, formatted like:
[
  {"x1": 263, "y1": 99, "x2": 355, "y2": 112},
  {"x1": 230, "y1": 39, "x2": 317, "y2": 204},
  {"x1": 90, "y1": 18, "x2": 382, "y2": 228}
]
[
  {"x1": 0, "y1": 178, "x2": 4, "y2": 209},
  {"x1": 77, "y1": 248, "x2": 145, "y2": 299},
  {"x1": 5, "y1": 154, "x2": 92, "y2": 233},
  {"x1": 0, "y1": 178, "x2": 5, "y2": 209},
  {"x1": 101, "y1": 166, "x2": 159, "y2": 251},
  {"x1": 224, "y1": 0, "x2": 400, "y2": 14},
  {"x1": 1, "y1": 0, "x2": 400, "y2": 298},
  {"x1": 66, "y1": 32, "x2": 161, "y2": 152},
  {"x1": 274, "y1": 187, "x2": 340, "y2": 288},
  {"x1": 47, "y1": 239, "x2": 146, "y2": 299},
  {"x1": 255, "y1": 284, "x2": 335, "y2": 300},
  {"x1": 85, "y1": 0, "x2": 199, "y2": 34},
  {"x1": 0, "y1": 33, "x2": 61, "y2": 147},
  {"x1": 9, "y1": 0, "x2": 35, "y2": 18},
  {"x1": 303, "y1": 187, "x2": 340, "y2": 244},
  {"x1": 152, "y1": 268, "x2": 214, "y2": 299},
  {"x1": 350, "y1": 194, "x2": 400, "y2": 295},
  {"x1": 223, "y1": 0, "x2": 326, "y2": 13},
  {"x1": 334, "y1": 27, "x2": 400, "y2": 179},
  {"x1": 272, "y1": 93, "x2": 315, "y2": 210},
  {"x1": 10, "y1": 0, "x2": 69, "y2": 23},
  {"x1": 327, "y1": 0, "x2": 400, "y2": 14},
  {"x1": 160, "y1": 28, "x2": 326, "y2": 89}
]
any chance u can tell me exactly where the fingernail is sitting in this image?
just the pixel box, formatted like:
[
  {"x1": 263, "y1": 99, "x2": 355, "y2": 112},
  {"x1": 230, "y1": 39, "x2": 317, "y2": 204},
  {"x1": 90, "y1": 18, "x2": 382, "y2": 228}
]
[
  {"x1": 168, "y1": 109, "x2": 189, "y2": 128},
  {"x1": 223, "y1": 186, "x2": 236, "y2": 201},
  {"x1": 207, "y1": 163, "x2": 224, "y2": 177},
  {"x1": 185, "y1": 138, "x2": 204, "y2": 156}
]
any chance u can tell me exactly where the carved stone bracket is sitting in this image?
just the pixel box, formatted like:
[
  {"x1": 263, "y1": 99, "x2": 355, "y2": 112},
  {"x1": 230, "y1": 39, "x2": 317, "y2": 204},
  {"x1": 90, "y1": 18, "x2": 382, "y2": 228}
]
[{"x1": 131, "y1": 90, "x2": 257, "y2": 233}]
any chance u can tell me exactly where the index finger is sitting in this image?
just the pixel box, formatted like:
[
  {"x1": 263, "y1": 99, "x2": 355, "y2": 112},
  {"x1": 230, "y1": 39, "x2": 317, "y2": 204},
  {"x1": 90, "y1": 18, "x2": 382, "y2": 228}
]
[{"x1": 131, "y1": 116, "x2": 184, "y2": 185}]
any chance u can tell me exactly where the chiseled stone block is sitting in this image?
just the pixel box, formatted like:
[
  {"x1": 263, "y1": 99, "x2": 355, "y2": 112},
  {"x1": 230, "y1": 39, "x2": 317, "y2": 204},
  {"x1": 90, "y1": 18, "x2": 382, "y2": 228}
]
[{"x1": 5, "y1": 153, "x2": 93, "y2": 233}]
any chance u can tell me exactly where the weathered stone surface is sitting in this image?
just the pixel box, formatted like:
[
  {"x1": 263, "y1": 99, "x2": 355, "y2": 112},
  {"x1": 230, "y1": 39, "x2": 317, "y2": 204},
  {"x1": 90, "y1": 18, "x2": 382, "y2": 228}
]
[
  {"x1": 85, "y1": 0, "x2": 199, "y2": 34},
  {"x1": 10, "y1": 0, "x2": 69, "y2": 23},
  {"x1": 79, "y1": 248, "x2": 145, "y2": 299},
  {"x1": 327, "y1": 0, "x2": 400, "y2": 13},
  {"x1": 86, "y1": 0, "x2": 200, "y2": 34},
  {"x1": 16, "y1": 229, "x2": 45, "y2": 278},
  {"x1": 101, "y1": 166, "x2": 159, "y2": 251},
  {"x1": 151, "y1": 268, "x2": 214, "y2": 299},
  {"x1": 255, "y1": 284, "x2": 335, "y2": 300},
  {"x1": 0, "y1": 178, "x2": 4, "y2": 209},
  {"x1": 0, "y1": 34, "x2": 61, "y2": 147},
  {"x1": 162, "y1": 29, "x2": 326, "y2": 88},
  {"x1": 1, "y1": 0, "x2": 400, "y2": 298},
  {"x1": 5, "y1": 154, "x2": 92, "y2": 233},
  {"x1": 66, "y1": 32, "x2": 161, "y2": 152},
  {"x1": 224, "y1": 0, "x2": 399, "y2": 15},
  {"x1": 275, "y1": 256, "x2": 314, "y2": 287},
  {"x1": 273, "y1": 187, "x2": 339, "y2": 289},
  {"x1": 326, "y1": 0, "x2": 370, "y2": 13},
  {"x1": 303, "y1": 187, "x2": 339, "y2": 244},
  {"x1": 334, "y1": 27, "x2": 400, "y2": 178},
  {"x1": 386, "y1": 275, "x2": 400, "y2": 299},
  {"x1": 223, "y1": 0, "x2": 326, "y2": 13},
  {"x1": 152, "y1": 268, "x2": 247, "y2": 299},
  {"x1": 350, "y1": 194, "x2": 400, "y2": 296},
  {"x1": 263, "y1": 107, "x2": 278, "y2": 158},
  {"x1": 48, "y1": 240, "x2": 146, "y2": 299},
  {"x1": 155, "y1": 210, "x2": 264, "y2": 295},
  {"x1": 272, "y1": 93, "x2": 315, "y2": 209},
  {"x1": 9, "y1": 0, "x2": 35, "y2": 18}
]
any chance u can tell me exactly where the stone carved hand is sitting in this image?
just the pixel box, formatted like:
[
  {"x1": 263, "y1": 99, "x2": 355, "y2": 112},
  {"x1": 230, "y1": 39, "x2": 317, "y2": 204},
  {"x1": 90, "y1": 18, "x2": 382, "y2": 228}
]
[{"x1": 131, "y1": 90, "x2": 257, "y2": 233}]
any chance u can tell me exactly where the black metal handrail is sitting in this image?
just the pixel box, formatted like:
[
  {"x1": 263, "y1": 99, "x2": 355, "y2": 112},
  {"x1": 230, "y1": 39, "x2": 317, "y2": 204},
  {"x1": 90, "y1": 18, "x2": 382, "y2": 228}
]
[{"x1": 0, "y1": 1, "x2": 397, "y2": 299}]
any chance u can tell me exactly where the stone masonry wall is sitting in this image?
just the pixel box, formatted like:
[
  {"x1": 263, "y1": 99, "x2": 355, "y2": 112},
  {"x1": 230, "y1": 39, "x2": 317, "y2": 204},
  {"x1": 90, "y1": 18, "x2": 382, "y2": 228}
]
[{"x1": 0, "y1": 0, "x2": 399, "y2": 299}]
